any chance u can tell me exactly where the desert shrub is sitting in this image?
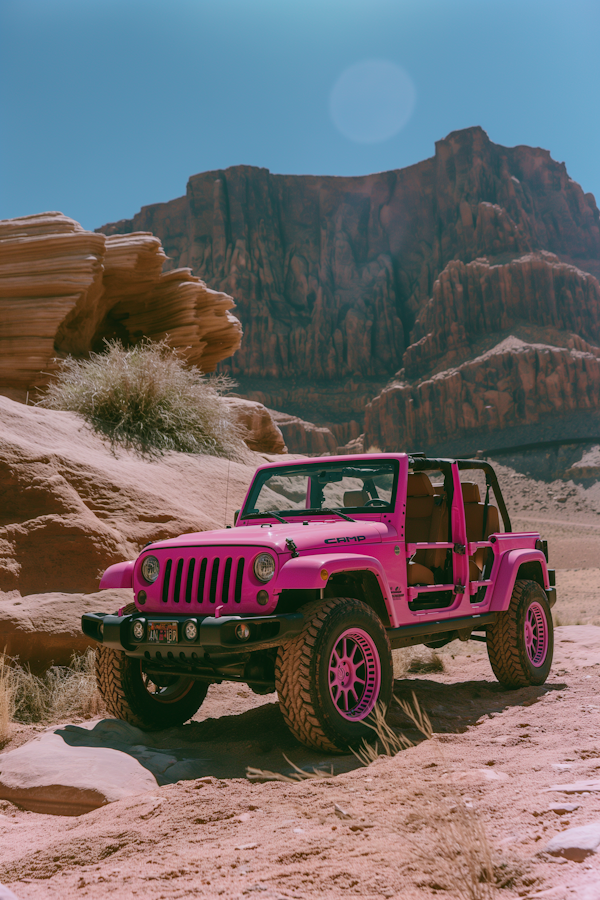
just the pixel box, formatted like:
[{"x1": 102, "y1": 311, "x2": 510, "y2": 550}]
[
  {"x1": 408, "y1": 651, "x2": 445, "y2": 674},
  {"x1": 0, "y1": 649, "x2": 104, "y2": 726},
  {"x1": 39, "y1": 338, "x2": 242, "y2": 458}
]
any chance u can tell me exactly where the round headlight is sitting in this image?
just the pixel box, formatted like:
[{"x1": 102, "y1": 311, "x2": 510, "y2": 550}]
[
  {"x1": 254, "y1": 552, "x2": 276, "y2": 582},
  {"x1": 141, "y1": 555, "x2": 160, "y2": 584}
]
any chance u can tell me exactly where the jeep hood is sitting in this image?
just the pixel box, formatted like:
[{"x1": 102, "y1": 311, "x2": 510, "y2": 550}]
[{"x1": 143, "y1": 519, "x2": 390, "y2": 555}]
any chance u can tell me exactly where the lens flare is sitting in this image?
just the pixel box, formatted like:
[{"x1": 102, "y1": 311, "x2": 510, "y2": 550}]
[{"x1": 330, "y1": 59, "x2": 416, "y2": 144}]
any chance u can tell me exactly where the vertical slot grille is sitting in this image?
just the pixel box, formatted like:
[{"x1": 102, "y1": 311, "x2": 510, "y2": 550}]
[
  {"x1": 185, "y1": 558, "x2": 195, "y2": 603},
  {"x1": 234, "y1": 558, "x2": 244, "y2": 603},
  {"x1": 161, "y1": 559, "x2": 172, "y2": 603},
  {"x1": 221, "y1": 557, "x2": 232, "y2": 604},
  {"x1": 197, "y1": 558, "x2": 207, "y2": 603},
  {"x1": 209, "y1": 558, "x2": 220, "y2": 604},
  {"x1": 173, "y1": 559, "x2": 184, "y2": 603}
]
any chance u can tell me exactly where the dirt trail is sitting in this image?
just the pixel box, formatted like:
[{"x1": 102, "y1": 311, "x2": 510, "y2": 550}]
[
  {"x1": 1, "y1": 462, "x2": 599, "y2": 899},
  {"x1": 1, "y1": 623, "x2": 600, "y2": 899}
]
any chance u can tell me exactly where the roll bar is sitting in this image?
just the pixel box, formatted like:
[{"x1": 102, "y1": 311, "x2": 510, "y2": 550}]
[{"x1": 408, "y1": 456, "x2": 512, "y2": 533}]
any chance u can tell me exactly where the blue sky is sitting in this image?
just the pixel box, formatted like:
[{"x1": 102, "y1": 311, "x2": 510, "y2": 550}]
[{"x1": 1, "y1": 0, "x2": 599, "y2": 231}]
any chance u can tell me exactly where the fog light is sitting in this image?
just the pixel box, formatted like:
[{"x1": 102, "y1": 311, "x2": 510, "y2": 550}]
[
  {"x1": 257, "y1": 590, "x2": 269, "y2": 605},
  {"x1": 183, "y1": 620, "x2": 198, "y2": 642},
  {"x1": 137, "y1": 590, "x2": 147, "y2": 605},
  {"x1": 132, "y1": 619, "x2": 145, "y2": 641},
  {"x1": 235, "y1": 623, "x2": 251, "y2": 641}
]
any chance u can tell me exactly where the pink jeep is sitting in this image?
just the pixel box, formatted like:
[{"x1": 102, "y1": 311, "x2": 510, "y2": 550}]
[{"x1": 83, "y1": 454, "x2": 556, "y2": 751}]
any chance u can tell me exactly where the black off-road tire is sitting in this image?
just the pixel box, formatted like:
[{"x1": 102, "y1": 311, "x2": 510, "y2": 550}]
[
  {"x1": 275, "y1": 597, "x2": 393, "y2": 752},
  {"x1": 487, "y1": 579, "x2": 554, "y2": 688},
  {"x1": 95, "y1": 605, "x2": 208, "y2": 730}
]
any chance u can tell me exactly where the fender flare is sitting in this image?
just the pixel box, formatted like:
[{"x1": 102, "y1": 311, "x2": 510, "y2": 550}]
[
  {"x1": 489, "y1": 549, "x2": 549, "y2": 612},
  {"x1": 275, "y1": 553, "x2": 398, "y2": 626},
  {"x1": 99, "y1": 560, "x2": 135, "y2": 590}
]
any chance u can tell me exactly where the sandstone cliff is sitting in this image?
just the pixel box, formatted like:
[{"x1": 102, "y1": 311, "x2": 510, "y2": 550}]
[
  {"x1": 98, "y1": 126, "x2": 600, "y2": 452},
  {"x1": 0, "y1": 213, "x2": 242, "y2": 402},
  {"x1": 365, "y1": 335, "x2": 600, "y2": 456}
]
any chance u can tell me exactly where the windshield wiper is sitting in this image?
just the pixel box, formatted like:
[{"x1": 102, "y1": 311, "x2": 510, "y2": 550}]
[
  {"x1": 307, "y1": 507, "x2": 355, "y2": 522},
  {"x1": 261, "y1": 510, "x2": 289, "y2": 524}
]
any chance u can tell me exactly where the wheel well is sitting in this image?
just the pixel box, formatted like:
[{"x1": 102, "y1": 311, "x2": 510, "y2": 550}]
[
  {"x1": 324, "y1": 571, "x2": 391, "y2": 626},
  {"x1": 516, "y1": 561, "x2": 545, "y2": 587}
]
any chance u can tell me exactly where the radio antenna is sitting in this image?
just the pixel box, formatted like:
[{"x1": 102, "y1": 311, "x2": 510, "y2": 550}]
[{"x1": 224, "y1": 458, "x2": 231, "y2": 526}]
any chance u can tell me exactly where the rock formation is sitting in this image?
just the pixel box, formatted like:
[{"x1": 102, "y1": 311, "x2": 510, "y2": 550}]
[
  {"x1": 0, "y1": 394, "x2": 272, "y2": 596},
  {"x1": 98, "y1": 126, "x2": 600, "y2": 454},
  {"x1": 223, "y1": 398, "x2": 287, "y2": 454},
  {"x1": 364, "y1": 336, "x2": 600, "y2": 456},
  {"x1": 0, "y1": 213, "x2": 242, "y2": 402}
]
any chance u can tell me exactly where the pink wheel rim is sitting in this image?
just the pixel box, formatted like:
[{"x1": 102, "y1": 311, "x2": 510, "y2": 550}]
[
  {"x1": 328, "y1": 628, "x2": 381, "y2": 721},
  {"x1": 524, "y1": 601, "x2": 548, "y2": 667}
]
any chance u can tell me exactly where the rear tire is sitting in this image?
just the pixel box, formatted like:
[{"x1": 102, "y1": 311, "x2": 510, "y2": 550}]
[
  {"x1": 95, "y1": 605, "x2": 208, "y2": 730},
  {"x1": 487, "y1": 579, "x2": 553, "y2": 688},
  {"x1": 275, "y1": 597, "x2": 393, "y2": 752}
]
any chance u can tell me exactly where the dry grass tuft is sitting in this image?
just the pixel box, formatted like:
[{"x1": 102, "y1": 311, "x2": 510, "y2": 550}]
[
  {"x1": 421, "y1": 799, "x2": 497, "y2": 900},
  {"x1": 352, "y1": 692, "x2": 431, "y2": 765},
  {"x1": 407, "y1": 651, "x2": 445, "y2": 674},
  {"x1": 247, "y1": 754, "x2": 334, "y2": 783},
  {"x1": 39, "y1": 338, "x2": 243, "y2": 458},
  {"x1": 0, "y1": 651, "x2": 16, "y2": 745},
  {"x1": 0, "y1": 649, "x2": 105, "y2": 727},
  {"x1": 393, "y1": 646, "x2": 446, "y2": 677}
]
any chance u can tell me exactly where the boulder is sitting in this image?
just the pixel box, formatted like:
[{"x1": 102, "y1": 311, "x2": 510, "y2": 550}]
[
  {"x1": 0, "y1": 213, "x2": 242, "y2": 403},
  {"x1": 268, "y1": 410, "x2": 337, "y2": 456},
  {"x1": 542, "y1": 819, "x2": 600, "y2": 861},
  {"x1": 224, "y1": 398, "x2": 287, "y2": 453},
  {"x1": 0, "y1": 589, "x2": 131, "y2": 672},
  {"x1": 0, "y1": 721, "x2": 158, "y2": 815}
]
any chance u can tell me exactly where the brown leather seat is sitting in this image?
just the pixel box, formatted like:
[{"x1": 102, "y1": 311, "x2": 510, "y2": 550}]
[
  {"x1": 407, "y1": 562, "x2": 435, "y2": 586},
  {"x1": 462, "y1": 482, "x2": 500, "y2": 579},
  {"x1": 405, "y1": 473, "x2": 437, "y2": 584},
  {"x1": 343, "y1": 490, "x2": 369, "y2": 507}
]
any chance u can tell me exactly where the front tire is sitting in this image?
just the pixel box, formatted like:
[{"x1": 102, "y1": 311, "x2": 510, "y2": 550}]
[
  {"x1": 487, "y1": 579, "x2": 553, "y2": 688},
  {"x1": 275, "y1": 597, "x2": 393, "y2": 752},
  {"x1": 95, "y1": 605, "x2": 208, "y2": 729}
]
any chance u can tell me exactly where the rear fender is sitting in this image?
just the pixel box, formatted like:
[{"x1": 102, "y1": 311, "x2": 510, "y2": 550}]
[
  {"x1": 275, "y1": 553, "x2": 397, "y2": 626},
  {"x1": 99, "y1": 560, "x2": 135, "y2": 590},
  {"x1": 489, "y1": 550, "x2": 549, "y2": 612}
]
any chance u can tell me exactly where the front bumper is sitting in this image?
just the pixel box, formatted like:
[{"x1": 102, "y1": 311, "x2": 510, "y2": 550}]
[{"x1": 81, "y1": 610, "x2": 304, "y2": 658}]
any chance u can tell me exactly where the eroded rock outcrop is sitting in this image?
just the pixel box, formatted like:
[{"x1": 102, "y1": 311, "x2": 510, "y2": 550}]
[
  {"x1": 0, "y1": 395, "x2": 267, "y2": 595},
  {"x1": 224, "y1": 398, "x2": 287, "y2": 454},
  {"x1": 364, "y1": 336, "x2": 600, "y2": 455},
  {"x1": 0, "y1": 213, "x2": 242, "y2": 402},
  {"x1": 98, "y1": 126, "x2": 600, "y2": 453}
]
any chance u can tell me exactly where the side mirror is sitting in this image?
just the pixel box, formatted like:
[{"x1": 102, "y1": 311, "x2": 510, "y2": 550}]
[{"x1": 233, "y1": 509, "x2": 240, "y2": 525}]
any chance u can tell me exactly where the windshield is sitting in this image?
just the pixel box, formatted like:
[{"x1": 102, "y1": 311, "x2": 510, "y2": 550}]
[{"x1": 242, "y1": 459, "x2": 399, "y2": 519}]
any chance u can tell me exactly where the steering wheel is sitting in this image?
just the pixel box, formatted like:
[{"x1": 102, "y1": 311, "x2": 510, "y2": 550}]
[{"x1": 364, "y1": 498, "x2": 388, "y2": 507}]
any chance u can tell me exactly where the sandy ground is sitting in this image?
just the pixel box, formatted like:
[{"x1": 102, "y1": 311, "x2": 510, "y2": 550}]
[{"x1": 1, "y1": 463, "x2": 599, "y2": 899}]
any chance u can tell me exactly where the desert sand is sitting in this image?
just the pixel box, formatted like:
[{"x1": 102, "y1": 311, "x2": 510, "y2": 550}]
[{"x1": 1, "y1": 462, "x2": 599, "y2": 899}]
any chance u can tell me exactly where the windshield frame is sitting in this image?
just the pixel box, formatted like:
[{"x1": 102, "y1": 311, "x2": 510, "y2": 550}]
[{"x1": 240, "y1": 458, "x2": 400, "y2": 521}]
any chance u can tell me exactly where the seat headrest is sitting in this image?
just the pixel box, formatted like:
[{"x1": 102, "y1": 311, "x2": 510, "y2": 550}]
[
  {"x1": 343, "y1": 490, "x2": 369, "y2": 508},
  {"x1": 407, "y1": 473, "x2": 434, "y2": 497},
  {"x1": 461, "y1": 482, "x2": 481, "y2": 503}
]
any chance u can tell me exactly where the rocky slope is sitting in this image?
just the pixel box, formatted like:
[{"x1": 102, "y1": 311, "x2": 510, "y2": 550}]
[
  {"x1": 98, "y1": 126, "x2": 600, "y2": 452},
  {"x1": 0, "y1": 394, "x2": 281, "y2": 596},
  {"x1": 0, "y1": 213, "x2": 242, "y2": 402}
]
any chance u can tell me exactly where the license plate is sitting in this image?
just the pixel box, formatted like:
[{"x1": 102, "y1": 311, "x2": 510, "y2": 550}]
[{"x1": 147, "y1": 621, "x2": 178, "y2": 644}]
